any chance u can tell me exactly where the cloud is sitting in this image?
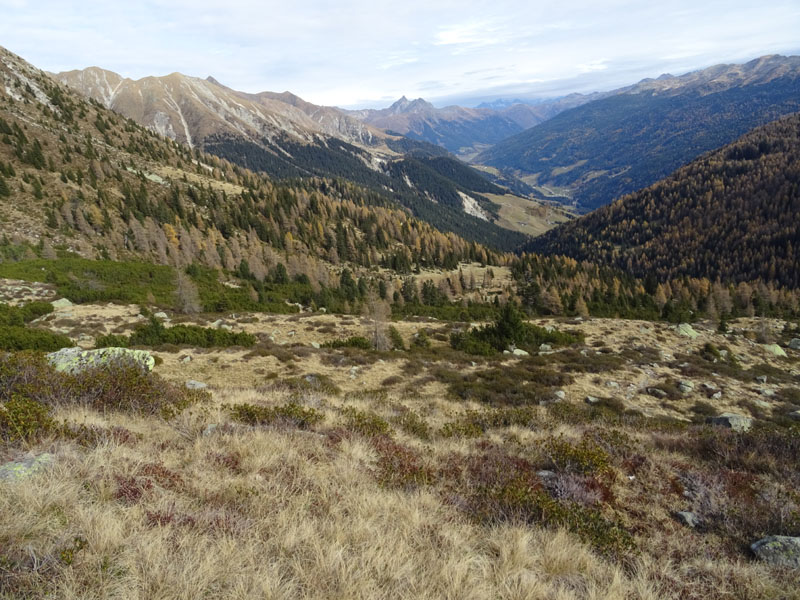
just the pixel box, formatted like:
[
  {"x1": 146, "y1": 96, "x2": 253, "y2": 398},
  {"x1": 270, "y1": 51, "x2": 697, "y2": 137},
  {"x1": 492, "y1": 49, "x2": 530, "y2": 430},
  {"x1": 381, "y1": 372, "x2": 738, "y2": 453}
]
[{"x1": 1, "y1": 0, "x2": 799, "y2": 107}]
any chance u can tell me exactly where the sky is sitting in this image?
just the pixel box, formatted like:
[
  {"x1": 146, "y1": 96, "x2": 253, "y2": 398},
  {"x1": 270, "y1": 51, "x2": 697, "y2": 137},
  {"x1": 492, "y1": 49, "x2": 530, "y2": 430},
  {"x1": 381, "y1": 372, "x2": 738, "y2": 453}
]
[{"x1": 1, "y1": 0, "x2": 799, "y2": 108}]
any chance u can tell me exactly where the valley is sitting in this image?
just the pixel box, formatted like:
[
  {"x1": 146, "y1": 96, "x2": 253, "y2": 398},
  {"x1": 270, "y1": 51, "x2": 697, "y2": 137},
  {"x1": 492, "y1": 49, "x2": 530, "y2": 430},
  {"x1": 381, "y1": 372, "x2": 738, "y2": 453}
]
[{"x1": 1, "y1": 25, "x2": 800, "y2": 600}]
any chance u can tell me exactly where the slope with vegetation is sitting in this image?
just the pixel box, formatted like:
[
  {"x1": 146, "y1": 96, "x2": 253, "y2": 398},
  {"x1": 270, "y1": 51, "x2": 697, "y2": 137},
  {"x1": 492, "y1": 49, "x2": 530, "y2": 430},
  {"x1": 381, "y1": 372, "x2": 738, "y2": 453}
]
[
  {"x1": 525, "y1": 113, "x2": 800, "y2": 290},
  {"x1": 478, "y1": 55, "x2": 800, "y2": 211}
]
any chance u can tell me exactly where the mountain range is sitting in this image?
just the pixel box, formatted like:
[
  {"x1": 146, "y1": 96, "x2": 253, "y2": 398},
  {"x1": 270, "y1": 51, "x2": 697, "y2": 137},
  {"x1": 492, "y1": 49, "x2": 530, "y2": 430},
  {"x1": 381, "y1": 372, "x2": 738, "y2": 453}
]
[
  {"x1": 344, "y1": 93, "x2": 601, "y2": 156},
  {"x1": 477, "y1": 55, "x2": 800, "y2": 211}
]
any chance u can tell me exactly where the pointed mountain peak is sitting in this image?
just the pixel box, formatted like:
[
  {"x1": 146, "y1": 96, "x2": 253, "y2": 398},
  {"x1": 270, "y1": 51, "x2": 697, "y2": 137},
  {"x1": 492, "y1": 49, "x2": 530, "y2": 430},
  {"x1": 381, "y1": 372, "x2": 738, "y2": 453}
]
[
  {"x1": 388, "y1": 96, "x2": 433, "y2": 114},
  {"x1": 206, "y1": 76, "x2": 223, "y2": 86}
]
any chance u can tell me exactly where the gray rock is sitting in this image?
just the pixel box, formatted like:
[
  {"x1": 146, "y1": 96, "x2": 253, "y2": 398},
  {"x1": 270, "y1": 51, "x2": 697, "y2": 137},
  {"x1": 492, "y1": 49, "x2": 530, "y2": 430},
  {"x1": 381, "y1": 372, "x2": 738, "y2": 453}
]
[
  {"x1": 180, "y1": 355, "x2": 192, "y2": 364},
  {"x1": 554, "y1": 390, "x2": 566, "y2": 400},
  {"x1": 711, "y1": 391, "x2": 723, "y2": 400},
  {"x1": 311, "y1": 341, "x2": 320, "y2": 349},
  {"x1": 789, "y1": 338, "x2": 800, "y2": 351},
  {"x1": 202, "y1": 424, "x2": 219, "y2": 437},
  {"x1": 760, "y1": 389, "x2": 776, "y2": 397},
  {"x1": 185, "y1": 380, "x2": 208, "y2": 390},
  {"x1": 647, "y1": 387, "x2": 668, "y2": 399},
  {"x1": 153, "y1": 312, "x2": 169, "y2": 320},
  {"x1": 679, "y1": 380, "x2": 695, "y2": 394},
  {"x1": 764, "y1": 344, "x2": 787, "y2": 358},
  {"x1": 51, "y1": 298, "x2": 73, "y2": 309},
  {"x1": 47, "y1": 347, "x2": 155, "y2": 374},
  {"x1": 0, "y1": 453, "x2": 54, "y2": 481},
  {"x1": 513, "y1": 348, "x2": 530, "y2": 356},
  {"x1": 788, "y1": 410, "x2": 800, "y2": 421},
  {"x1": 537, "y1": 470, "x2": 556, "y2": 479},
  {"x1": 752, "y1": 399, "x2": 771, "y2": 410},
  {"x1": 677, "y1": 323, "x2": 700, "y2": 339},
  {"x1": 585, "y1": 396, "x2": 601, "y2": 406},
  {"x1": 538, "y1": 344, "x2": 552, "y2": 352},
  {"x1": 503, "y1": 350, "x2": 511, "y2": 355},
  {"x1": 708, "y1": 413, "x2": 753, "y2": 432},
  {"x1": 750, "y1": 536, "x2": 800, "y2": 568},
  {"x1": 606, "y1": 381, "x2": 620, "y2": 389},
  {"x1": 675, "y1": 511, "x2": 700, "y2": 529},
  {"x1": 755, "y1": 375, "x2": 768, "y2": 384}
]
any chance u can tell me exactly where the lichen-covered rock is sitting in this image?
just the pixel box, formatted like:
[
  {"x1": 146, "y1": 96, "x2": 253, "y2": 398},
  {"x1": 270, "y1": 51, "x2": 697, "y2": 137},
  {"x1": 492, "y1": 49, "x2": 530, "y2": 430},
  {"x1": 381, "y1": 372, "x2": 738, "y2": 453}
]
[
  {"x1": 789, "y1": 338, "x2": 800, "y2": 350},
  {"x1": 185, "y1": 380, "x2": 208, "y2": 390},
  {"x1": 676, "y1": 511, "x2": 699, "y2": 529},
  {"x1": 677, "y1": 323, "x2": 699, "y2": 339},
  {"x1": 789, "y1": 410, "x2": 800, "y2": 421},
  {"x1": 512, "y1": 348, "x2": 530, "y2": 356},
  {"x1": 751, "y1": 536, "x2": 800, "y2": 568},
  {"x1": 51, "y1": 298, "x2": 73, "y2": 309},
  {"x1": 47, "y1": 347, "x2": 155, "y2": 374},
  {"x1": 0, "y1": 453, "x2": 54, "y2": 481},
  {"x1": 708, "y1": 413, "x2": 753, "y2": 432},
  {"x1": 764, "y1": 344, "x2": 787, "y2": 358}
]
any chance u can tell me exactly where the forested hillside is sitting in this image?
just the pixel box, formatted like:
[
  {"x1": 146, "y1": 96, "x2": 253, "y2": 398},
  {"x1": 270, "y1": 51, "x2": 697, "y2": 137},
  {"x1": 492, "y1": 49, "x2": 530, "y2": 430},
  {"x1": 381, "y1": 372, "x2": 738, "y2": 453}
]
[
  {"x1": 525, "y1": 113, "x2": 800, "y2": 289},
  {"x1": 478, "y1": 61, "x2": 800, "y2": 211}
]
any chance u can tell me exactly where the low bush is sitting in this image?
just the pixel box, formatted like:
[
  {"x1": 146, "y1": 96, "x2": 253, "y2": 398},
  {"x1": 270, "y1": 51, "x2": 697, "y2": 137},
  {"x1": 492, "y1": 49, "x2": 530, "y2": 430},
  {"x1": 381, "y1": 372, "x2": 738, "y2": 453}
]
[
  {"x1": 228, "y1": 402, "x2": 324, "y2": 430},
  {"x1": 96, "y1": 318, "x2": 255, "y2": 349},
  {"x1": 0, "y1": 326, "x2": 73, "y2": 351},
  {"x1": 444, "y1": 363, "x2": 572, "y2": 406},
  {"x1": 322, "y1": 336, "x2": 372, "y2": 350},
  {"x1": 450, "y1": 303, "x2": 584, "y2": 356},
  {"x1": 0, "y1": 394, "x2": 54, "y2": 442},
  {"x1": 391, "y1": 409, "x2": 432, "y2": 440},
  {"x1": 342, "y1": 407, "x2": 392, "y2": 437},
  {"x1": 372, "y1": 436, "x2": 435, "y2": 489},
  {"x1": 0, "y1": 351, "x2": 207, "y2": 422}
]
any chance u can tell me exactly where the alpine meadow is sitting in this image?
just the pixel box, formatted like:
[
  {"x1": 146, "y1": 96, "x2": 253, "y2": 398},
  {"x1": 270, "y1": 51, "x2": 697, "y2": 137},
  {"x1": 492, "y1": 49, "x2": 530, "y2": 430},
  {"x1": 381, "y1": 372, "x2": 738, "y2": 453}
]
[{"x1": 1, "y1": 3, "x2": 800, "y2": 599}]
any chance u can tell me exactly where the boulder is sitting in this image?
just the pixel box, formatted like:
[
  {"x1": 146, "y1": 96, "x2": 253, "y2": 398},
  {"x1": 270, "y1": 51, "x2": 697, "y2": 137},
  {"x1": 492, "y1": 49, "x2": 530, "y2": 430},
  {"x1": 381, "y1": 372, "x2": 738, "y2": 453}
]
[
  {"x1": 0, "y1": 453, "x2": 54, "y2": 481},
  {"x1": 585, "y1": 396, "x2": 601, "y2": 406},
  {"x1": 311, "y1": 342, "x2": 321, "y2": 349},
  {"x1": 647, "y1": 387, "x2": 668, "y2": 399},
  {"x1": 788, "y1": 410, "x2": 800, "y2": 421},
  {"x1": 789, "y1": 338, "x2": 800, "y2": 351},
  {"x1": 553, "y1": 390, "x2": 566, "y2": 400},
  {"x1": 755, "y1": 375, "x2": 768, "y2": 384},
  {"x1": 679, "y1": 380, "x2": 695, "y2": 394},
  {"x1": 764, "y1": 344, "x2": 787, "y2": 358},
  {"x1": 750, "y1": 536, "x2": 800, "y2": 568},
  {"x1": 677, "y1": 323, "x2": 700, "y2": 339},
  {"x1": 185, "y1": 380, "x2": 208, "y2": 390},
  {"x1": 47, "y1": 347, "x2": 155, "y2": 374},
  {"x1": 51, "y1": 298, "x2": 73, "y2": 309},
  {"x1": 513, "y1": 348, "x2": 530, "y2": 357},
  {"x1": 675, "y1": 511, "x2": 700, "y2": 529},
  {"x1": 606, "y1": 381, "x2": 620, "y2": 389},
  {"x1": 538, "y1": 344, "x2": 552, "y2": 352},
  {"x1": 708, "y1": 413, "x2": 753, "y2": 432},
  {"x1": 153, "y1": 312, "x2": 169, "y2": 320}
]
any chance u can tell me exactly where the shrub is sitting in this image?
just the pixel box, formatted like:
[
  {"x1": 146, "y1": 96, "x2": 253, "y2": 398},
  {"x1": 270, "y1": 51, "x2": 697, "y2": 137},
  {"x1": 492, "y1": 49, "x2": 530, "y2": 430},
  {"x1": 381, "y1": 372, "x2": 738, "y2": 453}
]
[
  {"x1": 342, "y1": 407, "x2": 392, "y2": 437},
  {"x1": 322, "y1": 336, "x2": 372, "y2": 350},
  {"x1": 388, "y1": 326, "x2": 405, "y2": 350},
  {"x1": 440, "y1": 407, "x2": 539, "y2": 438},
  {"x1": 96, "y1": 318, "x2": 255, "y2": 349},
  {"x1": 451, "y1": 303, "x2": 584, "y2": 356},
  {"x1": 440, "y1": 444, "x2": 633, "y2": 559},
  {"x1": 539, "y1": 435, "x2": 613, "y2": 478},
  {"x1": 228, "y1": 402, "x2": 324, "y2": 430},
  {"x1": 0, "y1": 394, "x2": 53, "y2": 442},
  {"x1": 391, "y1": 409, "x2": 431, "y2": 440},
  {"x1": 445, "y1": 363, "x2": 573, "y2": 406},
  {"x1": 0, "y1": 351, "x2": 206, "y2": 419},
  {"x1": 372, "y1": 436, "x2": 435, "y2": 488},
  {"x1": 0, "y1": 302, "x2": 53, "y2": 326},
  {"x1": 0, "y1": 326, "x2": 73, "y2": 351}
]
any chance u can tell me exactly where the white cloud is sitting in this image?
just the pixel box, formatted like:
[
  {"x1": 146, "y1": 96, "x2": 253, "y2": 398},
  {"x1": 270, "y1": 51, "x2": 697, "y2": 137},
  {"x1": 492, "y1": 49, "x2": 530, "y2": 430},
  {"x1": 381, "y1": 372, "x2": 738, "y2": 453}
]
[{"x1": 0, "y1": 0, "x2": 798, "y2": 107}]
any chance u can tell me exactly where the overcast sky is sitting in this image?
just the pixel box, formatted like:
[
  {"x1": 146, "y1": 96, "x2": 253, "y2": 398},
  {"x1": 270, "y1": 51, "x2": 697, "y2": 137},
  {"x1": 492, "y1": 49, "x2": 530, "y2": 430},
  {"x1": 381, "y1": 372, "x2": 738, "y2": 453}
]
[{"x1": 2, "y1": 0, "x2": 799, "y2": 108}]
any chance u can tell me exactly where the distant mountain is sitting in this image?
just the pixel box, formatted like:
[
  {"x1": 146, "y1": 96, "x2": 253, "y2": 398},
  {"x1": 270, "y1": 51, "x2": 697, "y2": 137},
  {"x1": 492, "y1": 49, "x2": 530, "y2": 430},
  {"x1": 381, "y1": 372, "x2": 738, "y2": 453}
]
[
  {"x1": 345, "y1": 93, "x2": 600, "y2": 155},
  {"x1": 477, "y1": 55, "x2": 800, "y2": 211},
  {"x1": 0, "y1": 45, "x2": 507, "y2": 277},
  {"x1": 524, "y1": 112, "x2": 800, "y2": 289},
  {"x1": 54, "y1": 67, "x2": 528, "y2": 250}
]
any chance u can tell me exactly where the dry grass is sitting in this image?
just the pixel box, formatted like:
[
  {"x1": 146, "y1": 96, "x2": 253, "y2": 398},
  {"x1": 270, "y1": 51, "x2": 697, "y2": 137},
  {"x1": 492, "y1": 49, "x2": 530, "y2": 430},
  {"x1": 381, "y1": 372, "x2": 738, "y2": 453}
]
[{"x1": 2, "y1": 310, "x2": 800, "y2": 598}]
